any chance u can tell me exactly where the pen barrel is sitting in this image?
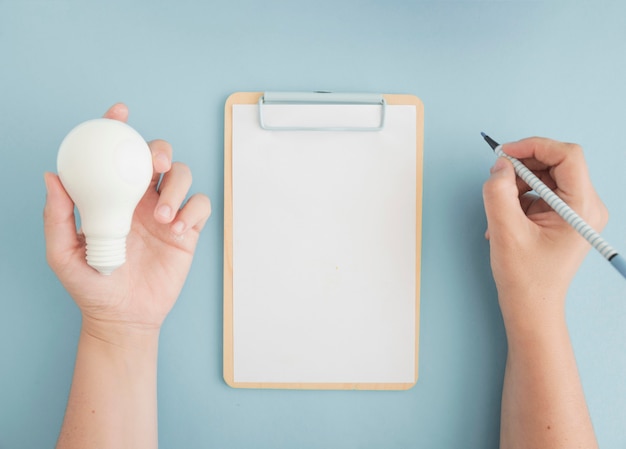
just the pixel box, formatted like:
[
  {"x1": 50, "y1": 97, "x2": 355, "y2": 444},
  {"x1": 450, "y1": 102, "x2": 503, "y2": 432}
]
[{"x1": 609, "y1": 254, "x2": 626, "y2": 279}]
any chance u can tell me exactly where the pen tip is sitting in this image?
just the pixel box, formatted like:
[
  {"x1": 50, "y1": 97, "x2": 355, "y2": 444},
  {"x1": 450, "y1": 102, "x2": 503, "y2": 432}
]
[{"x1": 481, "y1": 132, "x2": 500, "y2": 150}]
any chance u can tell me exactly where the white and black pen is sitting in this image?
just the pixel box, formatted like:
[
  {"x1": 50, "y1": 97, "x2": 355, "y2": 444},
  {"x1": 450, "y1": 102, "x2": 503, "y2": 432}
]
[{"x1": 482, "y1": 132, "x2": 626, "y2": 280}]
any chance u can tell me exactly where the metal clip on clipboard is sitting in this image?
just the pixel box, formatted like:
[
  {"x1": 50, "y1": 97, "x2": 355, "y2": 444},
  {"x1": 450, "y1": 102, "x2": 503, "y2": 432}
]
[{"x1": 258, "y1": 91, "x2": 386, "y2": 132}]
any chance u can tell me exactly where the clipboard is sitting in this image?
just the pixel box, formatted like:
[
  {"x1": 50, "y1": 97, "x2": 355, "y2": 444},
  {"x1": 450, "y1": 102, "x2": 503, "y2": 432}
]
[{"x1": 224, "y1": 92, "x2": 423, "y2": 390}]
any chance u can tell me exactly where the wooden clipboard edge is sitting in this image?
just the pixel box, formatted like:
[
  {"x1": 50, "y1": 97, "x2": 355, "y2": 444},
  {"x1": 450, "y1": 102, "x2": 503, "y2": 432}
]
[
  {"x1": 386, "y1": 94, "x2": 424, "y2": 389},
  {"x1": 223, "y1": 92, "x2": 423, "y2": 391},
  {"x1": 222, "y1": 381, "x2": 418, "y2": 391},
  {"x1": 224, "y1": 92, "x2": 263, "y2": 389}
]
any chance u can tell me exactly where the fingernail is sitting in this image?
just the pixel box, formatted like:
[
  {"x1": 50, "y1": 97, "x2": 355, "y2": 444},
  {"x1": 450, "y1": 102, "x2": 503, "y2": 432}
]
[
  {"x1": 172, "y1": 221, "x2": 186, "y2": 235},
  {"x1": 157, "y1": 204, "x2": 172, "y2": 219}
]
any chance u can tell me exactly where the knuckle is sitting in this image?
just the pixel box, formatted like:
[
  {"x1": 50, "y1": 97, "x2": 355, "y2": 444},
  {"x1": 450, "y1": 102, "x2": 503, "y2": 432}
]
[
  {"x1": 203, "y1": 195, "x2": 212, "y2": 216},
  {"x1": 191, "y1": 193, "x2": 212, "y2": 215},
  {"x1": 594, "y1": 201, "x2": 610, "y2": 229},
  {"x1": 564, "y1": 142, "x2": 584, "y2": 155},
  {"x1": 482, "y1": 179, "x2": 495, "y2": 201},
  {"x1": 482, "y1": 175, "x2": 505, "y2": 199},
  {"x1": 172, "y1": 161, "x2": 192, "y2": 177},
  {"x1": 148, "y1": 139, "x2": 172, "y2": 153},
  {"x1": 169, "y1": 162, "x2": 193, "y2": 186}
]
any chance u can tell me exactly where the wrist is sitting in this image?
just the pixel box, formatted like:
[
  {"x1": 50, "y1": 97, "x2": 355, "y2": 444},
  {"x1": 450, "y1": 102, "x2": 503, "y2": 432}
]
[
  {"x1": 80, "y1": 314, "x2": 161, "y2": 353},
  {"x1": 60, "y1": 313, "x2": 160, "y2": 449},
  {"x1": 498, "y1": 292, "x2": 568, "y2": 347}
]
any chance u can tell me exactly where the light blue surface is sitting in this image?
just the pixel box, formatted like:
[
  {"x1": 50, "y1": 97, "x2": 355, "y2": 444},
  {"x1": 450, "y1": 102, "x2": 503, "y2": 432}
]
[{"x1": 1, "y1": 1, "x2": 625, "y2": 448}]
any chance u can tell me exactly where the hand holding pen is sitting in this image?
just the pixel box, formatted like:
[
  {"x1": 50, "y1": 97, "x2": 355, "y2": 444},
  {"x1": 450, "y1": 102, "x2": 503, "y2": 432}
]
[
  {"x1": 483, "y1": 133, "x2": 626, "y2": 280},
  {"x1": 482, "y1": 137, "x2": 612, "y2": 311}
]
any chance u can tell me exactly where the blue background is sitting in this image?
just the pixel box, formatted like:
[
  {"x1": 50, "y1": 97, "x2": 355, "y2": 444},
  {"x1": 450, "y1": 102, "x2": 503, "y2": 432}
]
[{"x1": 1, "y1": 1, "x2": 625, "y2": 448}]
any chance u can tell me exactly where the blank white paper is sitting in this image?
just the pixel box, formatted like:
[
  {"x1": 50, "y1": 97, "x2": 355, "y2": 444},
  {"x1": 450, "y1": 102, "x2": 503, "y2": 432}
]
[{"x1": 232, "y1": 103, "x2": 417, "y2": 384}]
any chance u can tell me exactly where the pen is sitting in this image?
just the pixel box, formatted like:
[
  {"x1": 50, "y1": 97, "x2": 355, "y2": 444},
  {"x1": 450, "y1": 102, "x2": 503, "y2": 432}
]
[{"x1": 481, "y1": 132, "x2": 626, "y2": 280}]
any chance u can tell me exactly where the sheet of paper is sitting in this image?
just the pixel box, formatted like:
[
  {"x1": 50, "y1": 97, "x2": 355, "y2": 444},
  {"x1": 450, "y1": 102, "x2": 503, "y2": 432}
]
[{"x1": 232, "y1": 103, "x2": 417, "y2": 384}]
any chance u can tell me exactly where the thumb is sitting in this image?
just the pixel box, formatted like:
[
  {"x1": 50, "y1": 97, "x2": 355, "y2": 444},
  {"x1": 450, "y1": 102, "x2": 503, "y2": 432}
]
[
  {"x1": 482, "y1": 157, "x2": 527, "y2": 238},
  {"x1": 43, "y1": 172, "x2": 81, "y2": 269}
]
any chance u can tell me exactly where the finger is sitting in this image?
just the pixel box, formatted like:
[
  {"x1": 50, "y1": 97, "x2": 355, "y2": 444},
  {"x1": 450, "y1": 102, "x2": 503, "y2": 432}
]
[
  {"x1": 148, "y1": 139, "x2": 173, "y2": 188},
  {"x1": 501, "y1": 137, "x2": 592, "y2": 201},
  {"x1": 154, "y1": 162, "x2": 192, "y2": 224},
  {"x1": 43, "y1": 172, "x2": 80, "y2": 268},
  {"x1": 514, "y1": 167, "x2": 558, "y2": 194},
  {"x1": 483, "y1": 157, "x2": 529, "y2": 239},
  {"x1": 171, "y1": 193, "x2": 212, "y2": 235},
  {"x1": 102, "y1": 103, "x2": 129, "y2": 122}
]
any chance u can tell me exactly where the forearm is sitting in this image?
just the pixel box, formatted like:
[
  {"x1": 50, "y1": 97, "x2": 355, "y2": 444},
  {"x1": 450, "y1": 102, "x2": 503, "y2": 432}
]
[
  {"x1": 499, "y1": 299, "x2": 597, "y2": 449},
  {"x1": 56, "y1": 318, "x2": 160, "y2": 449}
]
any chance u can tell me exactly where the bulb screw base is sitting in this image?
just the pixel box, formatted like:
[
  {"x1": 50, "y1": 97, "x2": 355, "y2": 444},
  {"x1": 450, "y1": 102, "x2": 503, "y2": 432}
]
[{"x1": 85, "y1": 236, "x2": 127, "y2": 275}]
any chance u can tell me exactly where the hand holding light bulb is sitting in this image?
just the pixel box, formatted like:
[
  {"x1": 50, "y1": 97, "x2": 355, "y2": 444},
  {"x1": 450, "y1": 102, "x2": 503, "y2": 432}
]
[
  {"x1": 57, "y1": 117, "x2": 153, "y2": 275},
  {"x1": 44, "y1": 103, "x2": 211, "y2": 337}
]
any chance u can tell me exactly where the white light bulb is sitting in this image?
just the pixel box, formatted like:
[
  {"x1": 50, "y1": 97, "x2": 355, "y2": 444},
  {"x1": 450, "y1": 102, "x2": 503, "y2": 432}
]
[{"x1": 57, "y1": 118, "x2": 153, "y2": 275}]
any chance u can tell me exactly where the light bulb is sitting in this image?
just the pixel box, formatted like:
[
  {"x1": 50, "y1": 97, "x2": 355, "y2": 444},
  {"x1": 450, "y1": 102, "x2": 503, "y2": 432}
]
[{"x1": 57, "y1": 118, "x2": 153, "y2": 275}]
